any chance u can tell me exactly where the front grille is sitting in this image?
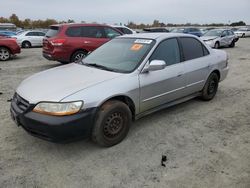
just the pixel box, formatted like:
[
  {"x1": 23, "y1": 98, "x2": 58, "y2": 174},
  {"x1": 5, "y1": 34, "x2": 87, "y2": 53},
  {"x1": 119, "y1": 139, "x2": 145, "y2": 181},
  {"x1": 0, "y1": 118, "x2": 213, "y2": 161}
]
[{"x1": 12, "y1": 93, "x2": 30, "y2": 113}]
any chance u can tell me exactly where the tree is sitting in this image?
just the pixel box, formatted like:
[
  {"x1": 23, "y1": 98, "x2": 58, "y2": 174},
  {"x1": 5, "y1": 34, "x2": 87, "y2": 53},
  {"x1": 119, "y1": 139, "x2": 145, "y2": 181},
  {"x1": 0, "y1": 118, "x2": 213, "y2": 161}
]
[
  {"x1": 9, "y1": 14, "x2": 21, "y2": 27},
  {"x1": 230, "y1": 21, "x2": 246, "y2": 26}
]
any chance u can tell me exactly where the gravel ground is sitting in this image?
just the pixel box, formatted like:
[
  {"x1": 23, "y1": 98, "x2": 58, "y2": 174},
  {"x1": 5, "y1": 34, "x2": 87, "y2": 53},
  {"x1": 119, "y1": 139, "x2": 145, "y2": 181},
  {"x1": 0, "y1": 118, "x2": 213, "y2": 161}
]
[{"x1": 0, "y1": 39, "x2": 250, "y2": 188}]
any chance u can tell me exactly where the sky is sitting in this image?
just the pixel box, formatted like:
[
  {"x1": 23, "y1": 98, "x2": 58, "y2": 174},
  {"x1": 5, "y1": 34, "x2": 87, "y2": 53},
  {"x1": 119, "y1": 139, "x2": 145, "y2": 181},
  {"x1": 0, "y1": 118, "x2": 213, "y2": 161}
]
[{"x1": 1, "y1": 0, "x2": 250, "y2": 25}]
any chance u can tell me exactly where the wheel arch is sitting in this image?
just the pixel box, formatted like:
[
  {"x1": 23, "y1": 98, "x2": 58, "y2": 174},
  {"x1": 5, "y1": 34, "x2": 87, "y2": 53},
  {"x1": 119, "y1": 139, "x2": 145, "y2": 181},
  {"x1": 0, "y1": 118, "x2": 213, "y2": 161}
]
[
  {"x1": 98, "y1": 95, "x2": 136, "y2": 121},
  {"x1": 0, "y1": 45, "x2": 13, "y2": 54}
]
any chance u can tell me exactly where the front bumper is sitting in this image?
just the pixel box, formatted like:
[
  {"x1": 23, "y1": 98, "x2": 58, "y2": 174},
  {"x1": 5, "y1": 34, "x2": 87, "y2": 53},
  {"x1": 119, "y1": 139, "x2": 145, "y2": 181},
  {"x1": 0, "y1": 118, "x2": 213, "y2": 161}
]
[
  {"x1": 10, "y1": 94, "x2": 97, "y2": 142},
  {"x1": 204, "y1": 40, "x2": 215, "y2": 48}
]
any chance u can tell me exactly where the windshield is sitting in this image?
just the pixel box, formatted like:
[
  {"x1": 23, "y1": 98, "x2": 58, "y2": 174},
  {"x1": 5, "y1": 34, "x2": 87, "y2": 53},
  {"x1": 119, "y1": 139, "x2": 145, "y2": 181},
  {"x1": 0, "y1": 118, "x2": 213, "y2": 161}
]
[
  {"x1": 203, "y1": 30, "x2": 222, "y2": 36},
  {"x1": 81, "y1": 38, "x2": 155, "y2": 73}
]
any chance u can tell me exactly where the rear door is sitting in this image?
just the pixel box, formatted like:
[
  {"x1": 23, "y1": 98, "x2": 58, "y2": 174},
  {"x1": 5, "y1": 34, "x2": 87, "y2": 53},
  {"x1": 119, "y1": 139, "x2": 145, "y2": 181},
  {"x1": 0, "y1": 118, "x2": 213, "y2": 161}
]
[
  {"x1": 179, "y1": 37, "x2": 211, "y2": 95},
  {"x1": 25, "y1": 32, "x2": 39, "y2": 46},
  {"x1": 139, "y1": 38, "x2": 186, "y2": 112}
]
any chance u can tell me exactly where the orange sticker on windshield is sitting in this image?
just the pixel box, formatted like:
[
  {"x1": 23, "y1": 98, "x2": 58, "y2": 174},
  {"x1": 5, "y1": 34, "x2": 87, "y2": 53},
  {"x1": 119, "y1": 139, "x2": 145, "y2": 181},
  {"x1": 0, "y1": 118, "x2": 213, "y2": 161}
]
[{"x1": 130, "y1": 44, "x2": 143, "y2": 51}]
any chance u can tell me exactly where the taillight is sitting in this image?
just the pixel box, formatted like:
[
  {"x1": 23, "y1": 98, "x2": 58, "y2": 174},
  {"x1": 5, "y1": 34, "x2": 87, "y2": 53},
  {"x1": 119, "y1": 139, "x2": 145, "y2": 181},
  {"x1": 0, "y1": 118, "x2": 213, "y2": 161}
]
[{"x1": 50, "y1": 39, "x2": 66, "y2": 46}]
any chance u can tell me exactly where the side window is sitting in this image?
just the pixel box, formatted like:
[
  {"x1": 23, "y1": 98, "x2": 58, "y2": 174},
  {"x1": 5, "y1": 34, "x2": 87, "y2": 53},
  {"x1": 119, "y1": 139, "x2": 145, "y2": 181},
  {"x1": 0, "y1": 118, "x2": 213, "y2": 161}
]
[
  {"x1": 180, "y1": 37, "x2": 205, "y2": 61},
  {"x1": 104, "y1": 27, "x2": 121, "y2": 39},
  {"x1": 26, "y1": 32, "x2": 35, "y2": 36},
  {"x1": 81, "y1": 26, "x2": 105, "y2": 38},
  {"x1": 122, "y1": 28, "x2": 133, "y2": 34},
  {"x1": 149, "y1": 38, "x2": 180, "y2": 66},
  {"x1": 66, "y1": 27, "x2": 81, "y2": 37},
  {"x1": 38, "y1": 32, "x2": 45, "y2": 36}
]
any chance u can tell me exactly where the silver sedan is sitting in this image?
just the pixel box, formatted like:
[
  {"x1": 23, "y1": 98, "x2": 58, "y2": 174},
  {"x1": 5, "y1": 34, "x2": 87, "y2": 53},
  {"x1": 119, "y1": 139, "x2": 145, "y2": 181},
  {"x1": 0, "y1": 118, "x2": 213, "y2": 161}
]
[{"x1": 11, "y1": 33, "x2": 229, "y2": 147}]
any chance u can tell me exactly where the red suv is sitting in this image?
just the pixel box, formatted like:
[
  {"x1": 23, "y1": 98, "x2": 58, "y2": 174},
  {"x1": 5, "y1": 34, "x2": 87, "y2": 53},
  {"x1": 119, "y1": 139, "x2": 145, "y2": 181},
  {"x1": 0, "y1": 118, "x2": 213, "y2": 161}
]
[{"x1": 43, "y1": 24, "x2": 122, "y2": 63}]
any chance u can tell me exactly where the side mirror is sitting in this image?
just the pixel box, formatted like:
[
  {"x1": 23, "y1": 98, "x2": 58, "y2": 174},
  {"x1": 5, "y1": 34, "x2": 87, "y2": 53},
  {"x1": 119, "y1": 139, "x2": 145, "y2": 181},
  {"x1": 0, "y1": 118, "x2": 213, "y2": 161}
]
[
  {"x1": 221, "y1": 34, "x2": 226, "y2": 37},
  {"x1": 143, "y1": 60, "x2": 166, "y2": 73}
]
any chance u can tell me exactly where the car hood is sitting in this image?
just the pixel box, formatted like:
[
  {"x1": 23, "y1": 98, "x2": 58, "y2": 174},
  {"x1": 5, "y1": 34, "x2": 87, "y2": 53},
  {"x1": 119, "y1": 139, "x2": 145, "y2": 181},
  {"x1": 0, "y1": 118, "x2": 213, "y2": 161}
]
[
  {"x1": 200, "y1": 36, "x2": 219, "y2": 41},
  {"x1": 16, "y1": 63, "x2": 122, "y2": 104}
]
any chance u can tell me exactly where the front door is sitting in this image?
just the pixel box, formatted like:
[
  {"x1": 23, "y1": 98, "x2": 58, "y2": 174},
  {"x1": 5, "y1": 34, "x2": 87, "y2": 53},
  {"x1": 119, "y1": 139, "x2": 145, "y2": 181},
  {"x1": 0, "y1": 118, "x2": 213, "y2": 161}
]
[{"x1": 139, "y1": 38, "x2": 186, "y2": 113}]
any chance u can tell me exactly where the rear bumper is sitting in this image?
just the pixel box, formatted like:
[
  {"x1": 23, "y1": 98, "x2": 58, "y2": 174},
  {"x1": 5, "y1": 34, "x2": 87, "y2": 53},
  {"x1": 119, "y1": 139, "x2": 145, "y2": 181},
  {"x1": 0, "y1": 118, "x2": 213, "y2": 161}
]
[
  {"x1": 10, "y1": 99, "x2": 97, "y2": 142},
  {"x1": 43, "y1": 48, "x2": 71, "y2": 62}
]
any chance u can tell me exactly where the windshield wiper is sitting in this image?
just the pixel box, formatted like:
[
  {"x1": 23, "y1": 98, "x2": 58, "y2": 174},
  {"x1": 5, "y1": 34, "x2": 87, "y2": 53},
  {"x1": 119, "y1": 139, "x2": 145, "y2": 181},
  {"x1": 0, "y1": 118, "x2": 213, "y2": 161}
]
[{"x1": 85, "y1": 63, "x2": 116, "y2": 72}]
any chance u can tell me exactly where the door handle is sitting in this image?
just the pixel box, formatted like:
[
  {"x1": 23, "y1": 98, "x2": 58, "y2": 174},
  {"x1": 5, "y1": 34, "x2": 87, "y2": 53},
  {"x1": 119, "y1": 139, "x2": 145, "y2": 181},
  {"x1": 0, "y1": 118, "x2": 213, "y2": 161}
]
[{"x1": 84, "y1": 41, "x2": 91, "y2": 44}]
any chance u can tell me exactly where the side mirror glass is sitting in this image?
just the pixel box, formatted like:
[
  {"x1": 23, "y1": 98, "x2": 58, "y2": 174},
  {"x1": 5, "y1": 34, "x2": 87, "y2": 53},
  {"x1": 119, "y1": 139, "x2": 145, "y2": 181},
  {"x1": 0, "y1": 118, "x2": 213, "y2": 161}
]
[{"x1": 143, "y1": 60, "x2": 166, "y2": 72}]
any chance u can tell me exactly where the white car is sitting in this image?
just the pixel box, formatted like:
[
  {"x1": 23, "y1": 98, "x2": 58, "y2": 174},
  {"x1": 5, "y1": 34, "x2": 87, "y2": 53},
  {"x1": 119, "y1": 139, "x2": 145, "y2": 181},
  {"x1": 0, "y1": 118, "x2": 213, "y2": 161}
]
[
  {"x1": 234, "y1": 28, "x2": 250, "y2": 38},
  {"x1": 13, "y1": 30, "x2": 45, "y2": 48},
  {"x1": 111, "y1": 25, "x2": 137, "y2": 34},
  {"x1": 201, "y1": 29, "x2": 238, "y2": 48}
]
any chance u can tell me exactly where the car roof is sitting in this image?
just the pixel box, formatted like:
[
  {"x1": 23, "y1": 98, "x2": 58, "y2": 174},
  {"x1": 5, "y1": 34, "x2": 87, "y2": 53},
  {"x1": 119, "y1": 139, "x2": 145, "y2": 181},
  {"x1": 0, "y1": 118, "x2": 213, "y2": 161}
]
[
  {"x1": 119, "y1": 32, "x2": 196, "y2": 41},
  {"x1": 50, "y1": 23, "x2": 109, "y2": 27}
]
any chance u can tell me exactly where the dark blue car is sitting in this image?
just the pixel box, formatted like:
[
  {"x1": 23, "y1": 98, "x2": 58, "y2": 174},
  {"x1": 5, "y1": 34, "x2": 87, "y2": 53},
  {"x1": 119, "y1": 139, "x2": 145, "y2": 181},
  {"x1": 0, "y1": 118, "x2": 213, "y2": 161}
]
[{"x1": 171, "y1": 28, "x2": 202, "y2": 37}]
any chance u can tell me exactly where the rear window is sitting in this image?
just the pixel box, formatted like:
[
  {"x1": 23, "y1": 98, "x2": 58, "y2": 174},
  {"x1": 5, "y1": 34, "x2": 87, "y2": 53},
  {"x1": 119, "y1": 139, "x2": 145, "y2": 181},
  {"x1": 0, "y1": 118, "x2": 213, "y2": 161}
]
[{"x1": 46, "y1": 26, "x2": 60, "y2": 38}]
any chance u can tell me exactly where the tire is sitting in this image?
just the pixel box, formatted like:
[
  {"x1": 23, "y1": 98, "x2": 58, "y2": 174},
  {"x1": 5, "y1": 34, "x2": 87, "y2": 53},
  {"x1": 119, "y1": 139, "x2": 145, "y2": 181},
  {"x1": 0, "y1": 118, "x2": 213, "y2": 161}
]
[
  {"x1": 22, "y1": 41, "x2": 31, "y2": 48},
  {"x1": 71, "y1": 50, "x2": 87, "y2": 62},
  {"x1": 229, "y1": 41, "x2": 235, "y2": 48},
  {"x1": 242, "y1": 34, "x2": 245, "y2": 38},
  {"x1": 200, "y1": 72, "x2": 219, "y2": 101},
  {"x1": 92, "y1": 100, "x2": 132, "y2": 147},
  {"x1": 214, "y1": 42, "x2": 220, "y2": 49},
  {"x1": 0, "y1": 47, "x2": 11, "y2": 61}
]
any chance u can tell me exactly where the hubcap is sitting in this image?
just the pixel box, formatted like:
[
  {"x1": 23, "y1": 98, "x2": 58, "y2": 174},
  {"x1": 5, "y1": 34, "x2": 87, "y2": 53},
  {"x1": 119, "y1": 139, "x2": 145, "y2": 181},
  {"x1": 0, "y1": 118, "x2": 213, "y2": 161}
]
[
  {"x1": 103, "y1": 112, "x2": 124, "y2": 138},
  {"x1": 74, "y1": 53, "x2": 85, "y2": 61},
  {"x1": 208, "y1": 79, "x2": 216, "y2": 94},
  {"x1": 0, "y1": 48, "x2": 10, "y2": 60}
]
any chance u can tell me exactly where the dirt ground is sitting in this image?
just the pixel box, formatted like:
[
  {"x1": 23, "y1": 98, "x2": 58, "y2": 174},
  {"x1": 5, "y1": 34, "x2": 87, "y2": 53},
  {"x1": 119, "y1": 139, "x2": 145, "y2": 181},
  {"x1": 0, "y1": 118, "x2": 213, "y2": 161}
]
[{"x1": 0, "y1": 38, "x2": 250, "y2": 188}]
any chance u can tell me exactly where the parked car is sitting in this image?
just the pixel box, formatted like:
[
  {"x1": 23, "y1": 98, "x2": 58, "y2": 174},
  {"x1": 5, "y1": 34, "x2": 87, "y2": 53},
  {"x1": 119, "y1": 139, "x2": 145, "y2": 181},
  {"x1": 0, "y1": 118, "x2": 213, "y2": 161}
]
[
  {"x1": 0, "y1": 36, "x2": 21, "y2": 61},
  {"x1": 200, "y1": 29, "x2": 238, "y2": 48},
  {"x1": 0, "y1": 30, "x2": 17, "y2": 37},
  {"x1": 143, "y1": 27, "x2": 169, "y2": 32},
  {"x1": 11, "y1": 33, "x2": 229, "y2": 146},
  {"x1": 13, "y1": 30, "x2": 45, "y2": 48},
  {"x1": 234, "y1": 28, "x2": 250, "y2": 38},
  {"x1": 43, "y1": 23, "x2": 123, "y2": 64},
  {"x1": 171, "y1": 28, "x2": 202, "y2": 37},
  {"x1": 111, "y1": 25, "x2": 137, "y2": 34}
]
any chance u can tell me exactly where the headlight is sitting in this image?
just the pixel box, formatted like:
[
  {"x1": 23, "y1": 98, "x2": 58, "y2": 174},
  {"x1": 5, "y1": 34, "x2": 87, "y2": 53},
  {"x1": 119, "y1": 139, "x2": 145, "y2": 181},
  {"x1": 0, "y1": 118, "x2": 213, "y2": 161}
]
[{"x1": 33, "y1": 101, "x2": 83, "y2": 116}]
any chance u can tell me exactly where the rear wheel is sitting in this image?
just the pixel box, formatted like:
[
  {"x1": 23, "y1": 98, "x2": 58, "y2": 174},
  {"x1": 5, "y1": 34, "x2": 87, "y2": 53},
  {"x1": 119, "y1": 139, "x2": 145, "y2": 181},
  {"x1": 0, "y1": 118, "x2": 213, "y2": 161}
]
[
  {"x1": 71, "y1": 50, "x2": 87, "y2": 62},
  {"x1": 242, "y1": 33, "x2": 245, "y2": 38},
  {"x1": 92, "y1": 100, "x2": 132, "y2": 147},
  {"x1": 200, "y1": 72, "x2": 219, "y2": 101},
  {"x1": 214, "y1": 42, "x2": 220, "y2": 49},
  {"x1": 22, "y1": 41, "x2": 31, "y2": 48},
  {"x1": 0, "y1": 47, "x2": 11, "y2": 61}
]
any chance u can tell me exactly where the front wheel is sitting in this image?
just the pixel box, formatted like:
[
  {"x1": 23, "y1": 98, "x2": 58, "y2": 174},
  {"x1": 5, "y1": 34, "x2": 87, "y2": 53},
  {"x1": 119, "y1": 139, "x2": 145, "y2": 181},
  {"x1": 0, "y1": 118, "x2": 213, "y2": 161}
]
[
  {"x1": 92, "y1": 100, "x2": 132, "y2": 147},
  {"x1": 214, "y1": 42, "x2": 220, "y2": 49},
  {"x1": 200, "y1": 72, "x2": 219, "y2": 101},
  {"x1": 229, "y1": 41, "x2": 235, "y2": 48},
  {"x1": 0, "y1": 47, "x2": 11, "y2": 61}
]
